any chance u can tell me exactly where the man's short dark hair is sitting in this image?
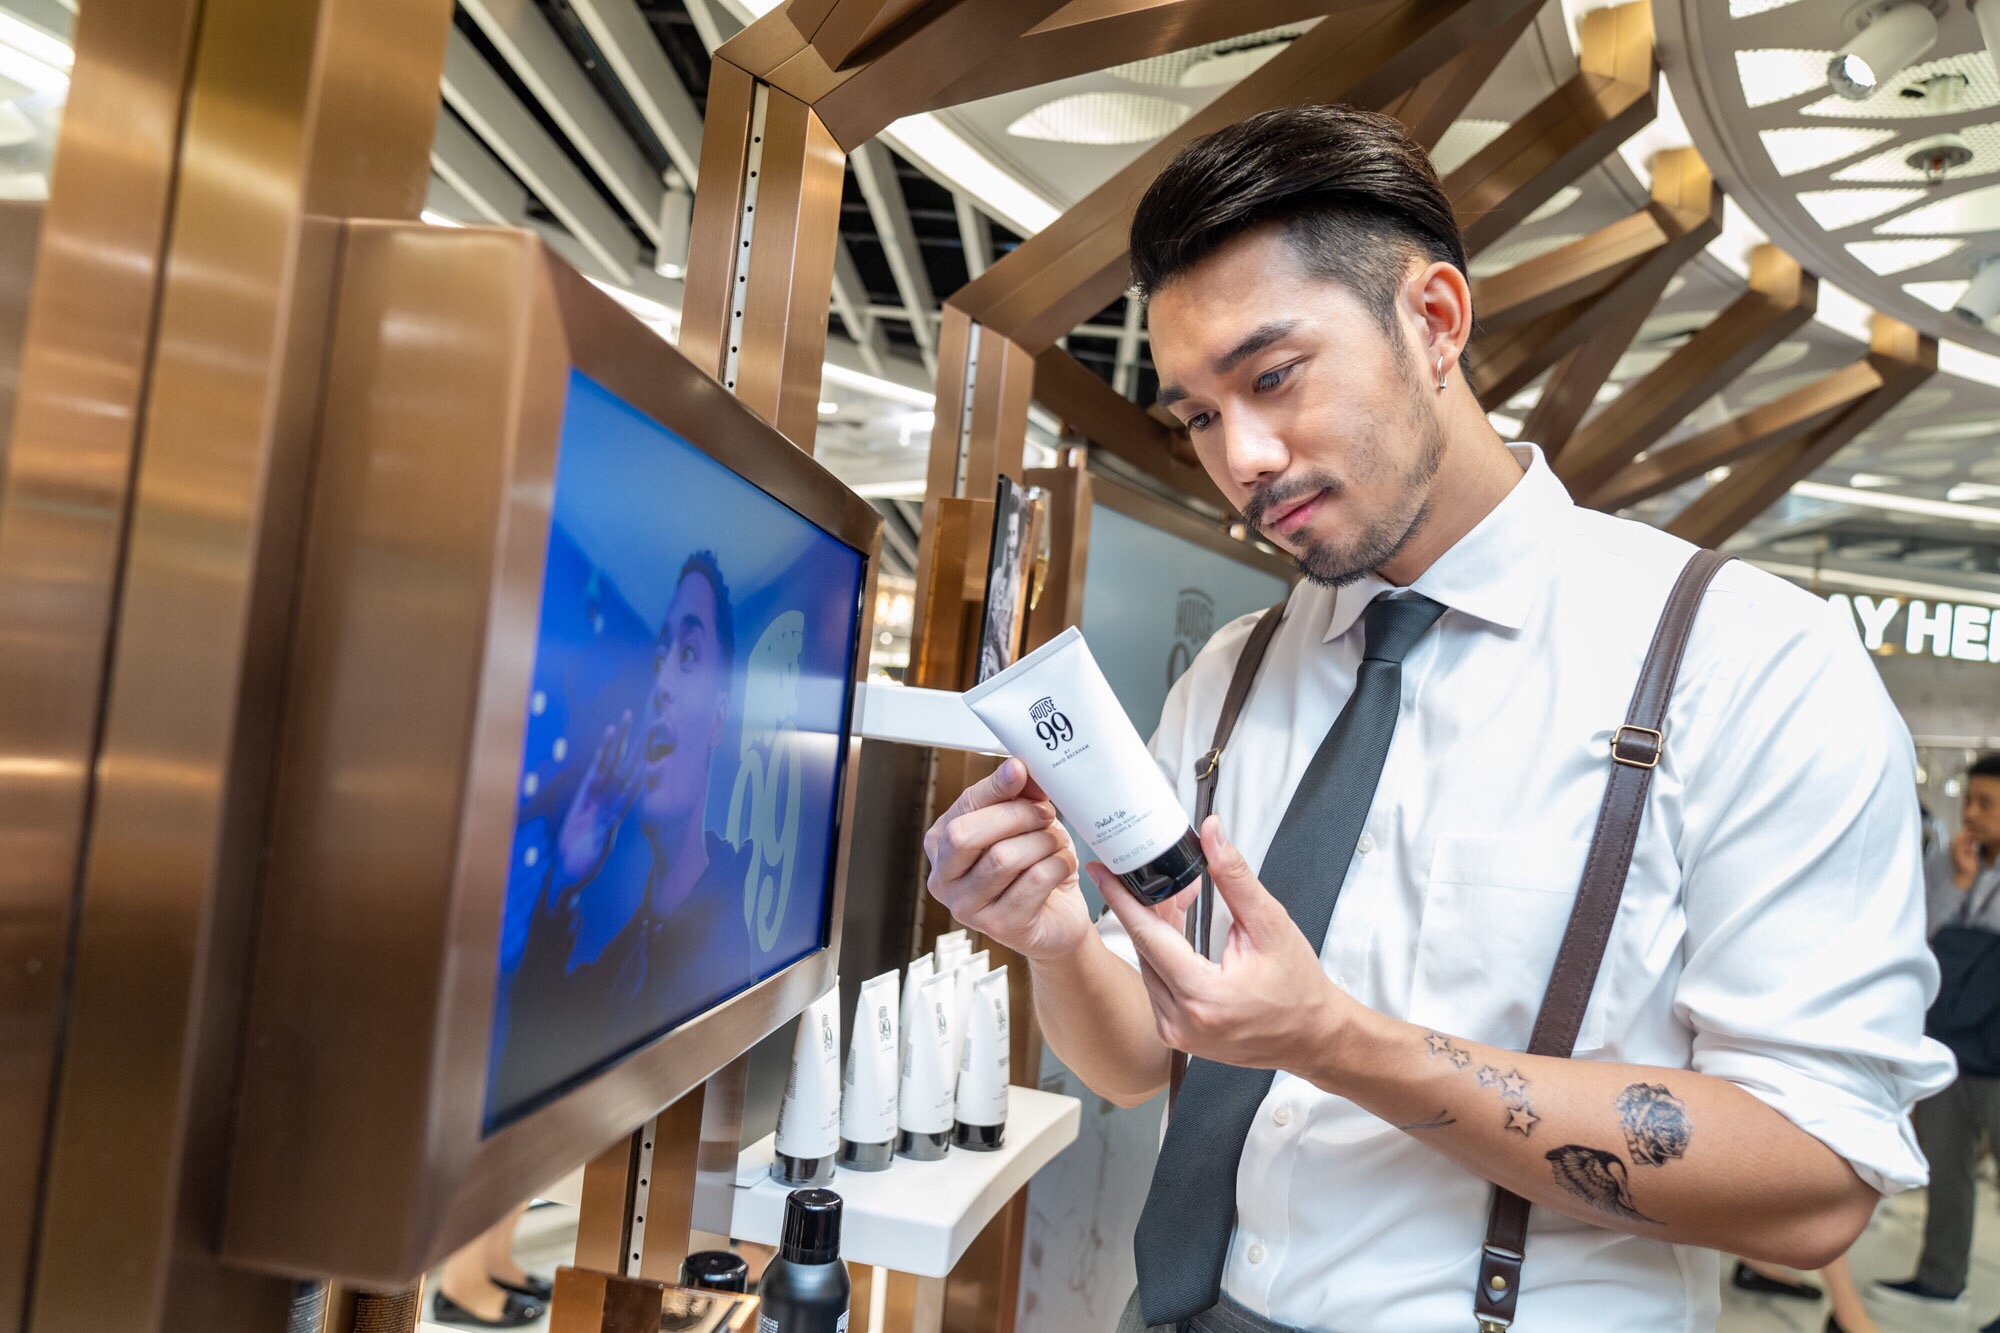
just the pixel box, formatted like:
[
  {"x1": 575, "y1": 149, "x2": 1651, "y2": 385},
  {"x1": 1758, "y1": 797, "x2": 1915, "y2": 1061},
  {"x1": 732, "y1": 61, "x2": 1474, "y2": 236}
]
[
  {"x1": 1971, "y1": 752, "x2": 2000, "y2": 781},
  {"x1": 677, "y1": 550, "x2": 735, "y2": 668},
  {"x1": 1129, "y1": 104, "x2": 1469, "y2": 336}
]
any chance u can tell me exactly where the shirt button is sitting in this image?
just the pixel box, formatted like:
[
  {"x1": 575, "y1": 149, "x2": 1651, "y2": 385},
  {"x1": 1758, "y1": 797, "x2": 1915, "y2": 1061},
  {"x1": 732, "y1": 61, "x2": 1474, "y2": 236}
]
[
  {"x1": 1272, "y1": 1105, "x2": 1293, "y2": 1127},
  {"x1": 1356, "y1": 833, "x2": 1375, "y2": 855},
  {"x1": 1247, "y1": 1243, "x2": 1267, "y2": 1265}
]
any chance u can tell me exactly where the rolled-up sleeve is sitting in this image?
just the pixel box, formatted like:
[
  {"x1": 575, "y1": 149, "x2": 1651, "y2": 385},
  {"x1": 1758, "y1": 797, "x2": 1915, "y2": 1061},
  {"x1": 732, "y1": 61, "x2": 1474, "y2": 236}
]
[{"x1": 1676, "y1": 594, "x2": 1956, "y2": 1194}]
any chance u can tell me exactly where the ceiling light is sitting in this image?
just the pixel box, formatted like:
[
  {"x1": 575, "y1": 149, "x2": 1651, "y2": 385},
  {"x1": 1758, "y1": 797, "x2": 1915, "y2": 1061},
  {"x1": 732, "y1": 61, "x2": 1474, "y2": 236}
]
[
  {"x1": 1849, "y1": 471, "x2": 1904, "y2": 486},
  {"x1": 419, "y1": 209, "x2": 463, "y2": 227},
  {"x1": 1794, "y1": 479, "x2": 2000, "y2": 524},
  {"x1": 1953, "y1": 256, "x2": 2000, "y2": 327},
  {"x1": 882, "y1": 115, "x2": 1059, "y2": 236},
  {"x1": 1975, "y1": 0, "x2": 2000, "y2": 111},
  {"x1": 1828, "y1": 1, "x2": 1940, "y2": 100},
  {"x1": 1950, "y1": 482, "x2": 2000, "y2": 501},
  {"x1": 1802, "y1": 52, "x2": 2000, "y2": 117},
  {"x1": 818, "y1": 401, "x2": 839, "y2": 416}
]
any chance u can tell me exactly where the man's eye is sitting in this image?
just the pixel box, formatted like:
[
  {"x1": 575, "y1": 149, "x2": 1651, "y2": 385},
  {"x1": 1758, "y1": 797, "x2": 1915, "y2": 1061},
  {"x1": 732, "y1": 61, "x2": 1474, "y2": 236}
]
[
  {"x1": 1186, "y1": 412, "x2": 1214, "y2": 433},
  {"x1": 1256, "y1": 365, "x2": 1292, "y2": 392},
  {"x1": 681, "y1": 642, "x2": 698, "y2": 667}
]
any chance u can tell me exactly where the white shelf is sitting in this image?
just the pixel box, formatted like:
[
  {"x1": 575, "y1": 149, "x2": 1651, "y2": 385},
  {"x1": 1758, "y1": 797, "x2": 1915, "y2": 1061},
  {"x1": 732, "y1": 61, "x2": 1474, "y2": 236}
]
[
  {"x1": 852, "y1": 680, "x2": 1002, "y2": 754},
  {"x1": 726, "y1": 1086, "x2": 1079, "y2": 1278}
]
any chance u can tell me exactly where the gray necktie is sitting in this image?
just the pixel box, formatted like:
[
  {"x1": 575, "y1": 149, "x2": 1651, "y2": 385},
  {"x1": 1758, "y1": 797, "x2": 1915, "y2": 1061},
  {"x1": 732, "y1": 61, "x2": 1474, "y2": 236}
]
[{"x1": 1133, "y1": 593, "x2": 1447, "y2": 1328}]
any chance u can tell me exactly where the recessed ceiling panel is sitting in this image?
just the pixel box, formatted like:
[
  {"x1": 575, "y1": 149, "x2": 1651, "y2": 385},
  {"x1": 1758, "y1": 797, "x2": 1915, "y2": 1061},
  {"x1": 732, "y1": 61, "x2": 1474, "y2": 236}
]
[
  {"x1": 1797, "y1": 186, "x2": 1929, "y2": 229},
  {"x1": 1905, "y1": 279, "x2": 1968, "y2": 309},
  {"x1": 1847, "y1": 236, "x2": 1966, "y2": 273},
  {"x1": 1524, "y1": 185, "x2": 1584, "y2": 224},
  {"x1": 1759, "y1": 125, "x2": 1897, "y2": 176},
  {"x1": 1468, "y1": 231, "x2": 1584, "y2": 279},
  {"x1": 1878, "y1": 183, "x2": 2000, "y2": 234},
  {"x1": 1008, "y1": 93, "x2": 1191, "y2": 146},
  {"x1": 1432, "y1": 118, "x2": 1510, "y2": 176},
  {"x1": 1735, "y1": 49, "x2": 1838, "y2": 108}
]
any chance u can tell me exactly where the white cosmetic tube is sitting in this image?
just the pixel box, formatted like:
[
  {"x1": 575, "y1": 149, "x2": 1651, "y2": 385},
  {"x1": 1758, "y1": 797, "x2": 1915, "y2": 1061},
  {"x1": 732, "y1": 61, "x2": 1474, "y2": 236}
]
[
  {"x1": 953, "y1": 950, "x2": 990, "y2": 1079},
  {"x1": 896, "y1": 969, "x2": 958, "y2": 1161},
  {"x1": 772, "y1": 983, "x2": 842, "y2": 1186},
  {"x1": 935, "y1": 933, "x2": 970, "y2": 973},
  {"x1": 954, "y1": 967, "x2": 1011, "y2": 1152},
  {"x1": 839, "y1": 969, "x2": 901, "y2": 1171},
  {"x1": 899, "y1": 953, "x2": 934, "y2": 1074},
  {"x1": 963, "y1": 626, "x2": 1204, "y2": 905}
]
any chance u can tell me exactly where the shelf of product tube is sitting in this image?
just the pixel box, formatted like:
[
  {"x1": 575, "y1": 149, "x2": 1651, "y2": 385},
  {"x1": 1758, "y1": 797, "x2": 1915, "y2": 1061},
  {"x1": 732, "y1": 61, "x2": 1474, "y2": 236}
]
[{"x1": 728, "y1": 1084, "x2": 1078, "y2": 1278}]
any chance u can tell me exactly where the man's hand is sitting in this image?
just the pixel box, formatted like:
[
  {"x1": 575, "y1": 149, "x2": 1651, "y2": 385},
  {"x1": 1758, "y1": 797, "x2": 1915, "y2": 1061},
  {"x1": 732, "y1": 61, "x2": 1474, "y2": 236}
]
[
  {"x1": 1092, "y1": 815, "x2": 1363, "y2": 1079},
  {"x1": 925, "y1": 759, "x2": 1091, "y2": 962},
  {"x1": 1953, "y1": 827, "x2": 1982, "y2": 892},
  {"x1": 556, "y1": 709, "x2": 642, "y2": 883}
]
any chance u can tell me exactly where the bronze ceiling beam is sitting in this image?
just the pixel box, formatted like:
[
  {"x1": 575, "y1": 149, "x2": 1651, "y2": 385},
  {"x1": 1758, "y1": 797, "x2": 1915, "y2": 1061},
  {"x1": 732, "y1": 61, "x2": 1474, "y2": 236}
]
[
  {"x1": 1520, "y1": 271, "x2": 1673, "y2": 462},
  {"x1": 1666, "y1": 316, "x2": 1936, "y2": 548},
  {"x1": 717, "y1": 0, "x2": 1073, "y2": 149},
  {"x1": 951, "y1": 0, "x2": 1547, "y2": 354},
  {"x1": 1553, "y1": 245, "x2": 1818, "y2": 497},
  {"x1": 1031, "y1": 344, "x2": 1228, "y2": 511},
  {"x1": 935, "y1": 0, "x2": 1390, "y2": 110},
  {"x1": 1471, "y1": 147, "x2": 1722, "y2": 407},
  {"x1": 1384, "y1": 0, "x2": 1545, "y2": 150},
  {"x1": 1588, "y1": 357, "x2": 1883, "y2": 511},
  {"x1": 1446, "y1": 1, "x2": 1658, "y2": 257}
]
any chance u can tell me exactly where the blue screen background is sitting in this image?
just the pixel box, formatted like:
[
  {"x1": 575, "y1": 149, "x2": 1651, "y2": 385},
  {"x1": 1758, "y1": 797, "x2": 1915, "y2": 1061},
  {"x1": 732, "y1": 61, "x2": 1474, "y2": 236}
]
[{"x1": 484, "y1": 370, "x2": 865, "y2": 1131}]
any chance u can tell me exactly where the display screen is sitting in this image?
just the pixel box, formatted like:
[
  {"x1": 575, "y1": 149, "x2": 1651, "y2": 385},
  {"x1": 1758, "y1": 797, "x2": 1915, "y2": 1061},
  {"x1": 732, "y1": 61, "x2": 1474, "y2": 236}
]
[{"x1": 484, "y1": 370, "x2": 866, "y2": 1132}]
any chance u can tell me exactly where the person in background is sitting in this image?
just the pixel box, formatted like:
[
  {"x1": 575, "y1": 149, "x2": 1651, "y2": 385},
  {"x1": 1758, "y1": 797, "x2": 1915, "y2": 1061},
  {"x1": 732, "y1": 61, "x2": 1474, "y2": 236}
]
[
  {"x1": 431, "y1": 1204, "x2": 547, "y2": 1328},
  {"x1": 1874, "y1": 752, "x2": 2000, "y2": 1327}
]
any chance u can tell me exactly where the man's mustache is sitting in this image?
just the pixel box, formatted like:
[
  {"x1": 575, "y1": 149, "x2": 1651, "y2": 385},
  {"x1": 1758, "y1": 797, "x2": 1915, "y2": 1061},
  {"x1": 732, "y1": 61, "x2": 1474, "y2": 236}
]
[{"x1": 1244, "y1": 474, "x2": 1341, "y2": 531}]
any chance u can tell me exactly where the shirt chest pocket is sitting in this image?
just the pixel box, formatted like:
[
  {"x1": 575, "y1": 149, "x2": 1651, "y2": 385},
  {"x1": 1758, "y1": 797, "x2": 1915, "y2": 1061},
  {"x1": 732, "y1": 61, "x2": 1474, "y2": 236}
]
[{"x1": 1407, "y1": 835, "x2": 1609, "y2": 1055}]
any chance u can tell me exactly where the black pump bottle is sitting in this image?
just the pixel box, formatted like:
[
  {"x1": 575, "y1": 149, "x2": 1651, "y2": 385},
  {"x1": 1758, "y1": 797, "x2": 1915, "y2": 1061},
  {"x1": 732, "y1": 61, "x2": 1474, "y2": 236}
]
[{"x1": 755, "y1": 1188, "x2": 851, "y2": 1332}]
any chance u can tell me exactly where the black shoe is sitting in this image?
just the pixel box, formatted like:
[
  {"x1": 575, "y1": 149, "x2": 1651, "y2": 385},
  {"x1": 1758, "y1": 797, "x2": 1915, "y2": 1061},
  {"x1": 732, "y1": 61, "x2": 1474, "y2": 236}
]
[
  {"x1": 1733, "y1": 1261, "x2": 1823, "y2": 1301},
  {"x1": 431, "y1": 1287, "x2": 545, "y2": 1328},
  {"x1": 1872, "y1": 1275, "x2": 1963, "y2": 1304},
  {"x1": 493, "y1": 1272, "x2": 553, "y2": 1302}
]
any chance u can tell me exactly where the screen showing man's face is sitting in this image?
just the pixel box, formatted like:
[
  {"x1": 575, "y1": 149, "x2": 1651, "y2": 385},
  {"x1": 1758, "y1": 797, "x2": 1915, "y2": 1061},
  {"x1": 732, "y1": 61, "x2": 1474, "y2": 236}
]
[{"x1": 639, "y1": 570, "x2": 728, "y2": 832}]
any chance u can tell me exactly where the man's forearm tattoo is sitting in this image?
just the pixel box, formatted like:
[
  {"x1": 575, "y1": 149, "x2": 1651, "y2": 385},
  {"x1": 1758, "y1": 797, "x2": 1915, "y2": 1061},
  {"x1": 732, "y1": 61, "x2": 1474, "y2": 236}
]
[
  {"x1": 1397, "y1": 1110, "x2": 1458, "y2": 1132},
  {"x1": 1421, "y1": 1033, "x2": 1538, "y2": 1136},
  {"x1": 1546, "y1": 1145, "x2": 1663, "y2": 1225},
  {"x1": 1615, "y1": 1082, "x2": 1691, "y2": 1167}
]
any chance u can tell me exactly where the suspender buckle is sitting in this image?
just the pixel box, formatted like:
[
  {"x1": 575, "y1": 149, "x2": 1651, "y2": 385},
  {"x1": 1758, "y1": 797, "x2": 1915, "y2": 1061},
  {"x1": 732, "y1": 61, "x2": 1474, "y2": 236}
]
[
  {"x1": 1611, "y1": 724, "x2": 1663, "y2": 769},
  {"x1": 1478, "y1": 1321, "x2": 1512, "y2": 1333},
  {"x1": 1195, "y1": 747, "x2": 1222, "y2": 781}
]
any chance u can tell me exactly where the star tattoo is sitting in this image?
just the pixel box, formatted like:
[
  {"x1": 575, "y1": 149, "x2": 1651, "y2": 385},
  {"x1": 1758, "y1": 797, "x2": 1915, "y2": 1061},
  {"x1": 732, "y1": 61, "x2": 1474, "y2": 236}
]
[
  {"x1": 1425, "y1": 1032, "x2": 1455, "y2": 1057},
  {"x1": 1500, "y1": 1071, "x2": 1531, "y2": 1103},
  {"x1": 1505, "y1": 1105, "x2": 1540, "y2": 1136},
  {"x1": 1475, "y1": 1065, "x2": 1503, "y2": 1088},
  {"x1": 1449, "y1": 1047, "x2": 1473, "y2": 1069}
]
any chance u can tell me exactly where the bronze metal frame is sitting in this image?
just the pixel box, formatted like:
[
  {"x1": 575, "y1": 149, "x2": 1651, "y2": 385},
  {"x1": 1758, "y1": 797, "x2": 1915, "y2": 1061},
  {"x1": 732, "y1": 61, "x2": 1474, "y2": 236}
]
[{"x1": 217, "y1": 224, "x2": 881, "y2": 1286}]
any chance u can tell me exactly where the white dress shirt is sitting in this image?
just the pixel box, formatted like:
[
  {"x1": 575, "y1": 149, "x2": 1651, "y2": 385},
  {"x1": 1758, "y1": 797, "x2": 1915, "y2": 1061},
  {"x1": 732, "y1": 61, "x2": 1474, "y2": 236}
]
[{"x1": 1099, "y1": 444, "x2": 1954, "y2": 1333}]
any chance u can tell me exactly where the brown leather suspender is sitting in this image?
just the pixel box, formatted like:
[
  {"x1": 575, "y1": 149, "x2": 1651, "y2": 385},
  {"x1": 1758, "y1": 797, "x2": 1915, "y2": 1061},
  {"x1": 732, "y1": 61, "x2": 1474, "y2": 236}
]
[
  {"x1": 1169, "y1": 600, "x2": 1287, "y2": 1104},
  {"x1": 1473, "y1": 546, "x2": 1734, "y2": 1329},
  {"x1": 1161, "y1": 548, "x2": 1735, "y2": 1328}
]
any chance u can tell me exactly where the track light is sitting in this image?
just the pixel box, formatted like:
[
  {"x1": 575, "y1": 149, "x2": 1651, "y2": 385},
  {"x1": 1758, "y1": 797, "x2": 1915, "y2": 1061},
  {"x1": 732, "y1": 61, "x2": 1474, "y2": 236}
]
[
  {"x1": 1952, "y1": 256, "x2": 2000, "y2": 328},
  {"x1": 1827, "y1": 0, "x2": 1939, "y2": 99}
]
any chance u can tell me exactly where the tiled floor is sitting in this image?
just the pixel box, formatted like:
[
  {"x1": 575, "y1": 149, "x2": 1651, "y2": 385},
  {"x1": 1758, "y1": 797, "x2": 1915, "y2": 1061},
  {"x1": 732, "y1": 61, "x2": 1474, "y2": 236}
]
[{"x1": 425, "y1": 1177, "x2": 2000, "y2": 1333}]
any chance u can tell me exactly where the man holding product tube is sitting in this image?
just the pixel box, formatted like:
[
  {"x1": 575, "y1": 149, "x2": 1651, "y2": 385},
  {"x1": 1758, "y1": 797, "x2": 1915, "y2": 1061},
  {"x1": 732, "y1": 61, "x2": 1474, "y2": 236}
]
[{"x1": 925, "y1": 105, "x2": 1950, "y2": 1333}]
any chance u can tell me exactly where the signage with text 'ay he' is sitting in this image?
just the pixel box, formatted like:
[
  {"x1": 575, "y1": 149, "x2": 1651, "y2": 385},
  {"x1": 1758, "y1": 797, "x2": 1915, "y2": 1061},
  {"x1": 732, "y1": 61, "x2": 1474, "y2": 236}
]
[{"x1": 1827, "y1": 593, "x2": 2000, "y2": 664}]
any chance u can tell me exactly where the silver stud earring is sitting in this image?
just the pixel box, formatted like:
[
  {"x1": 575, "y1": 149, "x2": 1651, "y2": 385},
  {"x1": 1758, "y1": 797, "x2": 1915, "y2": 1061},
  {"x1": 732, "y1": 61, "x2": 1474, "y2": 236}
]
[{"x1": 1435, "y1": 352, "x2": 1448, "y2": 392}]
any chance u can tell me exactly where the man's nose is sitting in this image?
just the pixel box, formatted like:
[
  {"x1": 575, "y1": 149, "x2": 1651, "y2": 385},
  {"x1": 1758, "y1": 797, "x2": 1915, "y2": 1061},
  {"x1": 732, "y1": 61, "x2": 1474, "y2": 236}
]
[{"x1": 1221, "y1": 412, "x2": 1289, "y2": 490}]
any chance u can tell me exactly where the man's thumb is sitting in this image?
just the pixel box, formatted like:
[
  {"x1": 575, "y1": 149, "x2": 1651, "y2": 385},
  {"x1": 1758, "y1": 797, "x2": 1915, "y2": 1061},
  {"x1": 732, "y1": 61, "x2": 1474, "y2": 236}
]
[{"x1": 1201, "y1": 816, "x2": 1275, "y2": 930}]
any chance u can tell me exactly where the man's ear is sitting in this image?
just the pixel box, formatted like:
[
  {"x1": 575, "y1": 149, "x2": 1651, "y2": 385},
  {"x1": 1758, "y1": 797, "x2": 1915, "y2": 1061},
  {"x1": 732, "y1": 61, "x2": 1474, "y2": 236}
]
[{"x1": 1407, "y1": 259, "x2": 1473, "y2": 374}]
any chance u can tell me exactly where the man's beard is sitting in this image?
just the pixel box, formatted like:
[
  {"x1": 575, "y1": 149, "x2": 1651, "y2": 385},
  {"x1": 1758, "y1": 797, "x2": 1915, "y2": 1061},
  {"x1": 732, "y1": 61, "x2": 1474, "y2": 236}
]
[{"x1": 1244, "y1": 370, "x2": 1447, "y2": 589}]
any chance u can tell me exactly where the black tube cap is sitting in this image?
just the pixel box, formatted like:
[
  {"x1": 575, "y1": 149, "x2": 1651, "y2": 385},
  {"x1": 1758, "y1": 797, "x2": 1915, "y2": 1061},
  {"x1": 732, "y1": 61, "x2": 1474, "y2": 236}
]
[
  {"x1": 953, "y1": 1120, "x2": 1005, "y2": 1152},
  {"x1": 839, "y1": 1137, "x2": 895, "y2": 1171},
  {"x1": 1116, "y1": 828, "x2": 1205, "y2": 906},
  {"x1": 780, "y1": 1188, "x2": 844, "y2": 1265},
  {"x1": 895, "y1": 1127, "x2": 950, "y2": 1161},
  {"x1": 771, "y1": 1149, "x2": 835, "y2": 1187},
  {"x1": 680, "y1": 1251, "x2": 748, "y2": 1293}
]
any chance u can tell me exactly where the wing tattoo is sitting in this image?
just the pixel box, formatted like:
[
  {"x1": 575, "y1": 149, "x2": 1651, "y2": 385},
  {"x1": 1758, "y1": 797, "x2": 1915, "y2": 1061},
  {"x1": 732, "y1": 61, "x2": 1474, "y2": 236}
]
[{"x1": 1545, "y1": 1146, "x2": 1662, "y2": 1226}]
